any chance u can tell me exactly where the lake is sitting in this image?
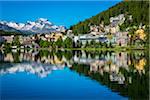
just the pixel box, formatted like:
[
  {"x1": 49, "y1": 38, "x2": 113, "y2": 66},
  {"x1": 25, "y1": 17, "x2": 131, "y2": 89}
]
[{"x1": 0, "y1": 49, "x2": 149, "y2": 100}]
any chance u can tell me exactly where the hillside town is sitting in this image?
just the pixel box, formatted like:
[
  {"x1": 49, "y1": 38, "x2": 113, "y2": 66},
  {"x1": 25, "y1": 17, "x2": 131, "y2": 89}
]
[{"x1": 0, "y1": 14, "x2": 147, "y2": 49}]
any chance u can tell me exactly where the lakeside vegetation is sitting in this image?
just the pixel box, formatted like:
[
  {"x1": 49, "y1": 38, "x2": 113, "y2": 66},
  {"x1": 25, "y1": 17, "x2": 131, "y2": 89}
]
[{"x1": 1, "y1": 35, "x2": 148, "y2": 51}]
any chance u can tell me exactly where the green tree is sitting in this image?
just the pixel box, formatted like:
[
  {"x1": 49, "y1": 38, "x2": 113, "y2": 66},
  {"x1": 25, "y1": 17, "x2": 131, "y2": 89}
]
[
  {"x1": 55, "y1": 38, "x2": 63, "y2": 48},
  {"x1": 63, "y1": 37, "x2": 73, "y2": 48},
  {"x1": 39, "y1": 40, "x2": 50, "y2": 48},
  {"x1": 12, "y1": 36, "x2": 20, "y2": 47}
]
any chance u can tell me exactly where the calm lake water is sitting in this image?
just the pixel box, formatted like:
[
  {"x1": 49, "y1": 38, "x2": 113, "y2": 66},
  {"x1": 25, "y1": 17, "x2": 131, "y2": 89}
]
[{"x1": 0, "y1": 49, "x2": 149, "y2": 100}]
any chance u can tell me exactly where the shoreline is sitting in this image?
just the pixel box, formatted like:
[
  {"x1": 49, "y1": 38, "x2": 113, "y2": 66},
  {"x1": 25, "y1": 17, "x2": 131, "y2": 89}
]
[{"x1": 0, "y1": 47, "x2": 148, "y2": 51}]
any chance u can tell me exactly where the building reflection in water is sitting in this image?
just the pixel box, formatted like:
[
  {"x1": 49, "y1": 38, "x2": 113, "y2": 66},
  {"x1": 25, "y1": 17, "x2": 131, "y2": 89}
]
[
  {"x1": 0, "y1": 50, "x2": 147, "y2": 77},
  {"x1": 0, "y1": 49, "x2": 149, "y2": 99}
]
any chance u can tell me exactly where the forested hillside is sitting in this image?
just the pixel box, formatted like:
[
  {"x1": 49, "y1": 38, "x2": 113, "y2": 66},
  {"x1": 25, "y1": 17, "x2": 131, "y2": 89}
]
[
  {"x1": 70, "y1": 1, "x2": 149, "y2": 35},
  {"x1": 0, "y1": 30, "x2": 22, "y2": 36}
]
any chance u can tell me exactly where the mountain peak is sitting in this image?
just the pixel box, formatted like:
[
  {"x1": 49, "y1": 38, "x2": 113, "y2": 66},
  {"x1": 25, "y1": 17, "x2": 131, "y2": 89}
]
[{"x1": 37, "y1": 18, "x2": 48, "y2": 22}]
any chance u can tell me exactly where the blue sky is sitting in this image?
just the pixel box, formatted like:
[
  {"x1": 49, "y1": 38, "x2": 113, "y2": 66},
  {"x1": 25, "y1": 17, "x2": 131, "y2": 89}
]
[{"x1": 0, "y1": 1, "x2": 122, "y2": 28}]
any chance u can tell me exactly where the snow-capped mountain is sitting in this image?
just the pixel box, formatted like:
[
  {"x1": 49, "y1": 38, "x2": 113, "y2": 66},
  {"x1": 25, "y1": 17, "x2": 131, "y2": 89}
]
[
  {"x1": 0, "y1": 18, "x2": 66, "y2": 34},
  {"x1": 0, "y1": 23, "x2": 21, "y2": 33}
]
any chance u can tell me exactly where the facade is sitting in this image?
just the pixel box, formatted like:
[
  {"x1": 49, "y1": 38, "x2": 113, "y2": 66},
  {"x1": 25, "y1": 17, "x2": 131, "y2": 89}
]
[
  {"x1": 116, "y1": 32, "x2": 128, "y2": 46},
  {"x1": 42, "y1": 32, "x2": 64, "y2": 42},
  {"x1": 3, "y1": 35, "x2": 14, "y2": 44},
  {"x1": 76, "y1": 34, "x2": 108, "y2": 45},
  {"x1": 110, "y1": 25, "x2": 120, "y2": 34},
  {"x1": 110, "y1": 14, "x2": 125, "y2": 26}
]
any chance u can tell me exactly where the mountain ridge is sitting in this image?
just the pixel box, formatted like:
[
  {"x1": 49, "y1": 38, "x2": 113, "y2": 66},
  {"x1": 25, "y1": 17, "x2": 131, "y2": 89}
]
[{"x1": 0, "y1": 18, "x2": 66, "y2": 34}]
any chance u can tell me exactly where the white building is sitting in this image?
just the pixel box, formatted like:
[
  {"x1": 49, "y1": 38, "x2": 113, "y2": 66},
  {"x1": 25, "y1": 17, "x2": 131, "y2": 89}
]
[{"x1": 110, "y1": 14, "x2": 125, "y2": 26}]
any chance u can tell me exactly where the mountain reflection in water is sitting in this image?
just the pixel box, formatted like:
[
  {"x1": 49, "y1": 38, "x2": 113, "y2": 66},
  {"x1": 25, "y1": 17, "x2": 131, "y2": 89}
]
[{"x1": 0, "y1": 49, "x2": 149, "y2": 99}]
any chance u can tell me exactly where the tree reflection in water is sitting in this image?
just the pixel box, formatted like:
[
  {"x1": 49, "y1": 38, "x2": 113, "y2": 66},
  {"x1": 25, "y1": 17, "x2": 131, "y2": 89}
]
[{"x1": 0, "y1": 49, "x2": 149, "y2": 99}]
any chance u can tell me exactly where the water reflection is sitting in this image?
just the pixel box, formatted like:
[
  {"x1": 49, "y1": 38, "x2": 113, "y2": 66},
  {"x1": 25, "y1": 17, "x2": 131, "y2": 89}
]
[
  {"x1": 0, "y1": 49, "x2": 149, "y2": 99},
  {"x1": 0, "y1": 62, "x2": 65, "y2": 78}
]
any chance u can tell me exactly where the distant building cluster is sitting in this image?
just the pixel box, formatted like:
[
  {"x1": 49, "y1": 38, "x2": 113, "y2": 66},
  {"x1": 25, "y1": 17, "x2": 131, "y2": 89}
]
[
  {"x1": 67, "y1": 14, "x2": 129, "y2": 46},
  {"x1": 67, "y1": 14, "x2": 146, "y2": 47},
  {"x1": 0, "y1": 32, "x2": 67, "y2": 48}
]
